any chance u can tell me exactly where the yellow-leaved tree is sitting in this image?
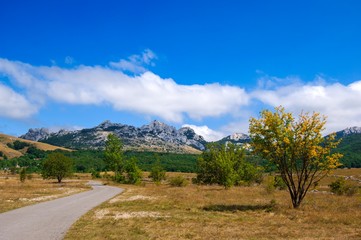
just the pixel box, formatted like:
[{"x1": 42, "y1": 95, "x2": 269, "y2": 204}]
[{"x1": 249, "y1": 106, "x2": 342, "y2": 208}]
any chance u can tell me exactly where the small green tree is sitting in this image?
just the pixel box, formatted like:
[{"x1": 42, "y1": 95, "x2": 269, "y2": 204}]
[
  {"x1": 149, "y1": 158, "x2": 166, "y2": 183},
  {"x1": 249, "y1": 106, "x2": 342, "y2": 208},
  {"x1": 42, "y1": 152, "x2": 73, "y2": 183},
  {"x1": 19, "y1": 167, "x2": 26, "y2": 183},
  {"x1": 125, "y1": 157, "x2": 142, "y2": 184},
  {"x1": 196, "y1": 143, "x2": 260, "y2": 189},
  {"x1": 104, "y1": 134, "x2": 124, "y2": 182}
]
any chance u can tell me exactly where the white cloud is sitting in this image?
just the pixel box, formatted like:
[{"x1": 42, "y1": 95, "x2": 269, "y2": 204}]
[
  {"x1": 3, "y1": 52, "x2": 361, "y2": 136},
  {"x1": 109, "y1": 49, "x2": 157, "y2": 73},
  {"x1": 0, "y1": 56, "x2": 249, "y2": 123},
  {"x1": 252, "y1": 77, "x2": 361, "y2": 134},
  {"x1": 182, "y1": 124, "x2": 225, "y2": 141},
  {"x1": 0, "y1": 83, "x2": 38, "y2": 119}
]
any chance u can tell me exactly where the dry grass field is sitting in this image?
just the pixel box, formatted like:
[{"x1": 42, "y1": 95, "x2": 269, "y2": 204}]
[
  {"x1": 0, "y1": 172, "x2": 91, "y2": 213},
  {"x1": 65, "y1": 169, "x2": 361, "y2": 240}
]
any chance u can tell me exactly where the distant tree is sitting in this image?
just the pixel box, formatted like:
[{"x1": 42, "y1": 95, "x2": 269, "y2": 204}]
[
  {"x1": 7, "y1": 140, "x2": 30, "y2": 150},
  {"x1": 196, "y1": 143, "x2": 261, "y2": 189},
  {"x1": 149, "y1": 158, "x2": 166, "y2": 183},
  {"x1": 249, "y1": 106, "x2": 342, "y2": 208},
  {"x1": 42, "y1": 152, "x2": 73, "y2": 183},
  {"x1": 104, "y1": 134, "x2": 124, "y2": 182}
]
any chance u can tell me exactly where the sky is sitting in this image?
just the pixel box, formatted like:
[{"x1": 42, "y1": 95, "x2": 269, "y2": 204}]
[{"x1": 1, "y1": 0, "x2": 361, "y2": 141}]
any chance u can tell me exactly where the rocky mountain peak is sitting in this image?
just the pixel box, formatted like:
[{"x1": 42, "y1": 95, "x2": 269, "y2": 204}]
[
  {"x1": 20, "y1": 128, "x2": 50, "y2": 141},
  {"x1": 229, "y1": 133, "x2": 250, "y2": 141},
  {"x1": 341, "y1": 126, "x2": 361, "y2": 136},
  {"x1": 141, "y1": 120, "x2": 177, "y2": 134}
]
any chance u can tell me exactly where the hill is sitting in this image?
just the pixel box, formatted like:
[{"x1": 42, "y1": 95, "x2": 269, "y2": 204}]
[
  {"x1": 21, "y1": 120, "x2": 206, "y2": 154},
  {"x1": 333, "y1": 127, "x2": 361, "y2": 168},
  {"x1": 0, "y1": 133, "x2": 69, "y2": 159}
]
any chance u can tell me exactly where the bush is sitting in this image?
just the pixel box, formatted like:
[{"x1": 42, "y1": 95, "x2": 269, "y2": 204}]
[
  {"x1": 125, "y1": 157, "x2": 142, "y2": 184},
  {"x1": 263, "y1": 175, "x2": 287, "y2": 194},
  {"x1": 169, "y1": 175, "x2": 188, "y2": 187},
  {"x1": 19, "y1": 168, "x2": 26, "y2": 183},
  {"x1": 329, "y1": 177, "x2": 358, "y2": 196},
  {"x1": 149, "y1": 159, "x2": 166, "y2": 183},
  {"x1": 91, "y1": 169, "x2": 101, "y2": 179},
  {"x1": 263, "y1": 176, "x2": 276, "y2": 194},
  {"x1": 197, "y1": 143, "x2": 263, "y2": 189},
  {"x1": 274, "y1": 175, "x2": 287, "y2": 190}
]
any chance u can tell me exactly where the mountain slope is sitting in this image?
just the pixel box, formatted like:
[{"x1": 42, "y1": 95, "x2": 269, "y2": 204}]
[
  {"x1": 21, "y1": 120, "x2": 206, "y2": 154},
  {"x1": 0, "y1": 133, "x2": 70, "y2": 159},
  {"x1": 333, "y1": 127, "x2": 361, "y2": 168}
]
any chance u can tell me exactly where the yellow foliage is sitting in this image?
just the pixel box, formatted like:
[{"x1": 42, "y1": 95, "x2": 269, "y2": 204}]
[{"x1": 249, "y1": 106, "x2": 343, "y2": 208}]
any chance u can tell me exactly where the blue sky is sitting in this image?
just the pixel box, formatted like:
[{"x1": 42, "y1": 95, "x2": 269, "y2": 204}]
[{"x1": 1, "y1": 0, "x2": 361, "y2": 140}]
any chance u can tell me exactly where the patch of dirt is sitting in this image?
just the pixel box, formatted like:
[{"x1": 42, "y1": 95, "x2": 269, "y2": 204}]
[
  {"x1": 114, "y1": 211, "x2": 167, "y2": 219},
  {"x1": 109, "y1": 195, "x2": 156, "y2": 203},
  {"x1": 94, "y1": 209, "x2": 110, "y2": 219},
  {"x1": 94, "y1": 209, "x2": 168, "y2": 220}
]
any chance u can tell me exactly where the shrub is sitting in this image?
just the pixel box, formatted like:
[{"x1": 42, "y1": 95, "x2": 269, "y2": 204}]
[
  {"x1": 197, "y1": 143, "x2": 263, "y2": 189},
  {"x1": 149, "y1": 159, "x2": 166, "y2": 183},
  {"x1": 91, "y1": 169, "x2": 101, "y2": 179},
  {"x1": 274, "y1": 175, "x2": 287, "y2": 190},
  {"x1": 19, "y1": 168, "x2": 26, "y2": 183},
  {"x1": 169, "y1": 175, "x2": 188, "y2": 187},
  {"x1": 263, "y1": 175, "x2": 276, "y2": 194},
  {"x1": 263, "y1": 175, "x2": 287, "y2": 194},
  {"x1": 329, "y1": 177, "x2": 358, "y2": 196}
]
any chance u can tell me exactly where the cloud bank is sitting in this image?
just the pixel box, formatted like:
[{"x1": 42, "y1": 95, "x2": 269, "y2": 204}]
[
  {"x1": 0, "y1": 54, "x2": 249, "y2": 123},
  {"x1": 252, "y1": 80, "x2": 361, "y2": 134},
  {"x1": 0, "y1": 83, "x2": 37, "y2": 119},
  {"x1": 1, "y1": 51, "x2": 361, "y2": 136}
]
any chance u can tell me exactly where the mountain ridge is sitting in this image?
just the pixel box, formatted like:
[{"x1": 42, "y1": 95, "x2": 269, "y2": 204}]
[{"x1": 21, "y1": 120, "x2": 207, "y2": 154}]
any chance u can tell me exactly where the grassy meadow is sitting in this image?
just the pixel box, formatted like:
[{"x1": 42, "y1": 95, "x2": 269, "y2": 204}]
[
  {"x1": 0, "y1": 172, "x2": 91, "y2": 213},
  {"x1": 65, "y1": 169, "x2": 361, "y2": 240}
]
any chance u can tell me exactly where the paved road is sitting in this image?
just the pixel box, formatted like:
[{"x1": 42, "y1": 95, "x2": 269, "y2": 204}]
[{"x1": 0, "y1": 181, "x2": 123, "y2": 240}]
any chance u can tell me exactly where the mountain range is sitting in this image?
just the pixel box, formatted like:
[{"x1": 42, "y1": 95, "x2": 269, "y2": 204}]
[
  {"x1": 19, "y1": 121, "x2": 361, "y2": 167},
  {"x1": 21, "y1": 120, "x2": 209, "y2": 154}
]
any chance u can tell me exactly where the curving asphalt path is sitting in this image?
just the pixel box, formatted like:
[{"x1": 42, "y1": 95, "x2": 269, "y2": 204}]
[{"x1": 0, "y1": 181, "x2": 123, "y2": 240}]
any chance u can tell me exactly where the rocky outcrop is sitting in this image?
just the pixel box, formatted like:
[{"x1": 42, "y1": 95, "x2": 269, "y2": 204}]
[
  {"x1": 337, "y1": 126, "x2": 361, "y2": 137},
  {"x1": 20, "y1": 128, "x2": 51, "y2": 142},
  {"x1": 217, "y1": 133, "x2": 251, "y2": 146}
]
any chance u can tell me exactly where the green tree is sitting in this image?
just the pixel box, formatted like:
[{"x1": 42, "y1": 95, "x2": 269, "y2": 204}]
[
  {"x1": 149, "y1": 158, "x2": 166, "y2": 183},
  {"x1": 104, "y1": 134, "x2": 124, "y2": 182},
  {"x1": 196, "y1": 143, "x2": 261, "y2": 189},
  {"x1": 125, "y1": 157, "x2": 142, "y2": 184},
  {"x1": 249, "y1": 106, "x2": 342, "y2": 208},
  {"x1": 42, "y1": 152, "x2": 73, "y2": 183}
]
